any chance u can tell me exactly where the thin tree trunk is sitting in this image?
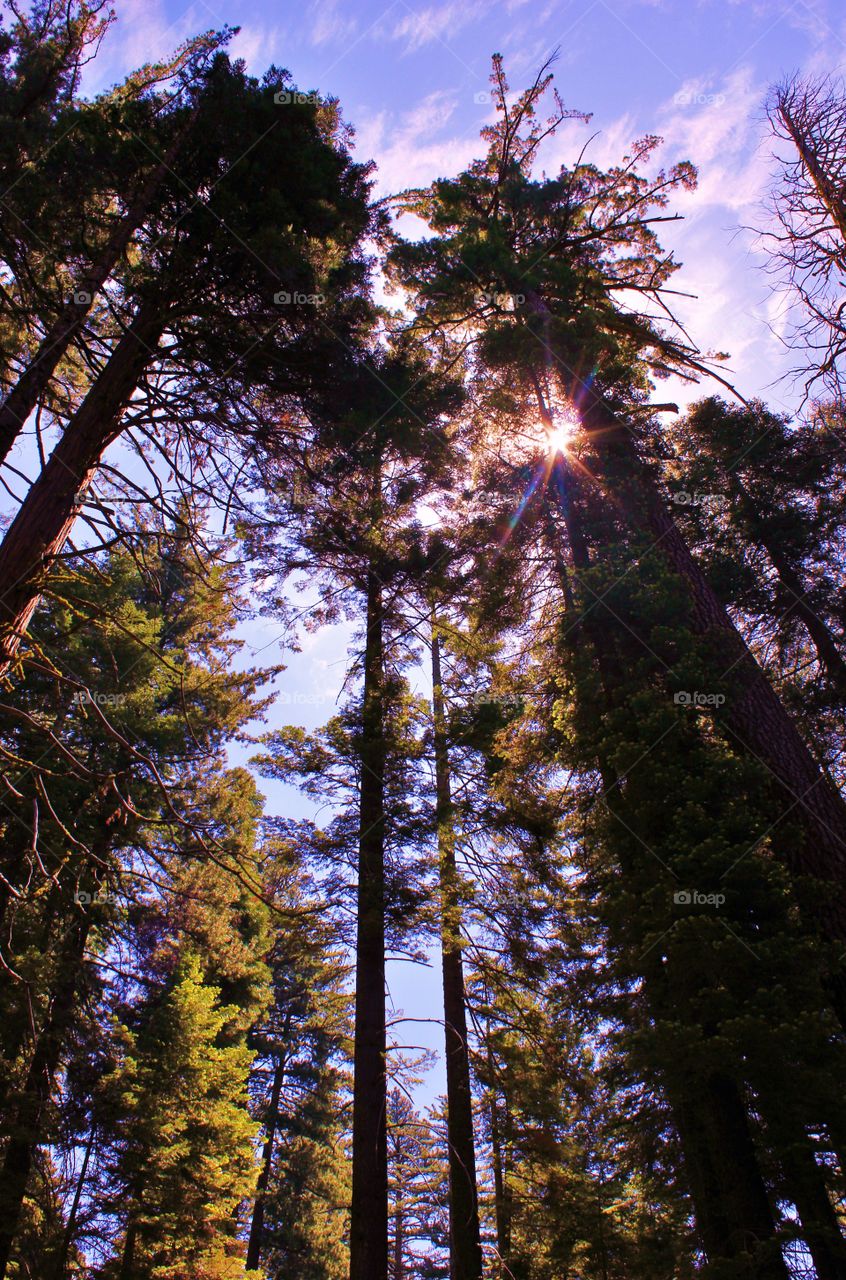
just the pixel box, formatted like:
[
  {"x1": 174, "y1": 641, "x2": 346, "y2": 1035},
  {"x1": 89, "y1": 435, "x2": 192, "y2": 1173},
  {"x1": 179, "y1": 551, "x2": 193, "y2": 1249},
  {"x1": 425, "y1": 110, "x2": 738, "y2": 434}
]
[
  {"x1": 726, "y1": 473, "x2": 846, "y2": 693},
  {"x1": 392, "y1": 1195, "x2": 404, "y2": 1280},
  {"x1": 431, "y1": 625, "x2": 483, "y2": 1280},
  {"x1": 761, "y1": 541, "x2": 846, "y2": 691},
  {"x1": 118, "y1": 1220, "x2": 139, "y2": 1280},
  {"x1": 484, "y1": 1026, "x2": 511, "y2": 1279},
  {"x1": 245, "y1": 1033, "x2": 290, "y2": 1272},
  {"x1": 778, "y1": 106, "x2": 846, "y2": 247},
  {"x1": 0, "y1": 297, "x2": 163, "y2": 676},
  {"x1": 349, "y1": 552, "x2": 389, "y2": 1280},
  {"x1": 50, "y1": 1121, "x2": 95, "y2": 1280},
  {"x1": 0, "y1": 118, "x2": 193, "y2": 466}
]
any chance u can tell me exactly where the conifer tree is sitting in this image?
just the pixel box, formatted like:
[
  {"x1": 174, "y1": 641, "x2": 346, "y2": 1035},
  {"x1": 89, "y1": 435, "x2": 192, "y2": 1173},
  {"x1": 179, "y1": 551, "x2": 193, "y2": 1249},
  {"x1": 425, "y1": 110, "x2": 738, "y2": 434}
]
[
  {"x1": 0, "y1": 50, "x2": 373, "y2": 674},
  {"x1": 388, "y1": 54, "x2": 846, "y2": 1017}
]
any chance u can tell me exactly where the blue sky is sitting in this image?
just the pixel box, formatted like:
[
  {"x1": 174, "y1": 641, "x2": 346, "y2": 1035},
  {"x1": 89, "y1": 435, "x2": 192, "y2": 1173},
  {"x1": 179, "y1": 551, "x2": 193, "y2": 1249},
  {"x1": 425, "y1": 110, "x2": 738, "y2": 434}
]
[
  {"x1": 83, "y1": 0, "x2": 846, "y2": 419},
  {"x1": 76, "y1": 0, "x2": 846, "y2": 1098}
]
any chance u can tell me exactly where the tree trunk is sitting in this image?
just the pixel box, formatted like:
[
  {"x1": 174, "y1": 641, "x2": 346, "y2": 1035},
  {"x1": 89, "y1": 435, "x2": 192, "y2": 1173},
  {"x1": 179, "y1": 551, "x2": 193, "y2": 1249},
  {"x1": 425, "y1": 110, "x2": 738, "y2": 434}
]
[
  {"x1": 431, "y1": 625, "x2": 483, "y2": 1280},
  {"x1": 50, "y1": 1120, "x2": 95, "y2": 1280},
  {"x1": 778, "y1": 105, "x2": 846, "y2": 247},
  {"x1": 245, "y1": 1037, "x2": 289, "y2": 1272},
  {"x1": 349, "y1": 556, "x2": 389, "y2": 1280},
  {"x1": 529, "y1": 296, "x2": 846, "y2": 970},
  {"x1": 485, "y1": 1035, "x2": 511, "y2": 1279},
  {"x1": 392, "y1": 1194, "x2": 404, "y2": 1280},
  {"x1": 0, "y1": 119, "x2": 193, "y2": 466},
  {"x1": 729, "y1": 474, "x2": 846, "y2": 693},
  {"x1": 668, "y1": 1075, "x2": 790, "y2": 1279},
  {"x1": 0, "y1": 297, "x2": 163, "y2": 676},
  {"x1": 763, "y1": 1107, "x2": 846, "y2": 1280}
]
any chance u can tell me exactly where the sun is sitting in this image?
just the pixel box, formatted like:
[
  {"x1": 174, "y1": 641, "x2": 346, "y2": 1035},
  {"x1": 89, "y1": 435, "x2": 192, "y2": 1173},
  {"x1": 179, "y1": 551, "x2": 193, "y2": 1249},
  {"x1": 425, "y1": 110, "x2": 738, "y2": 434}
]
[{"x1": 546, "y1": 411, "x2": 580, "y2": 455}]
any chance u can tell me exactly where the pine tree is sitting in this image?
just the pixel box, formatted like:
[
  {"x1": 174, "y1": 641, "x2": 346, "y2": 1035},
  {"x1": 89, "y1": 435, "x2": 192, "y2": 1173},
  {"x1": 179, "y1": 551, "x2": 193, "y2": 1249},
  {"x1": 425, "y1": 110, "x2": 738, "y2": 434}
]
[
  {"x1": 0, "y1": 512, "x2": 273, "y2": 1275},
  {"x1": 0, "y1": 50, "x2": 373, "y2": 674},
  {"x1": 244, "y1": 835, "x2": 350, "y2": 1280},
  {"x1": 101, "y1": 950, "x2": 260, "y2": 1280}
]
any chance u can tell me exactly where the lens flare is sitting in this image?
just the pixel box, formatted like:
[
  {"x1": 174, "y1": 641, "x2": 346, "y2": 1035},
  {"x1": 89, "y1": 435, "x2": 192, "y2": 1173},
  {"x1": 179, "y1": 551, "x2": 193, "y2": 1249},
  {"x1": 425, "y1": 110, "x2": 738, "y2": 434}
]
[{"x1": 546, "y1": 411, "x2": 580, "y2": 455}]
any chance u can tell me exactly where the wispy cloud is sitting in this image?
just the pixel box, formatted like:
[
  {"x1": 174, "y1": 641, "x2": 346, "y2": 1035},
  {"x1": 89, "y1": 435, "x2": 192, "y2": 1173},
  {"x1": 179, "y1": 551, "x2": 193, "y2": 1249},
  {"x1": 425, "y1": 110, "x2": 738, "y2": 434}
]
[{"x1": 389, "y1": 0, "x2": 485, "y2": 52}]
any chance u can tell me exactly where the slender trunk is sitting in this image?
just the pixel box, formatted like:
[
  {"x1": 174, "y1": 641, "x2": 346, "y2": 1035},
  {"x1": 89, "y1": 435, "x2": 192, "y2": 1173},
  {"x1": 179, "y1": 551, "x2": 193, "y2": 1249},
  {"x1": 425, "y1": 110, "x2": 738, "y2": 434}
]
[
  {"x1": 0, "y1": 297, "x2": 164, "y2": 676},
  {"x1": 485, "y1": 1026, "x2": 511, "y2": 1279},
  {"x1": 779, "y1": 107, "x2": 846, "y2": 247},
  {"x1": 727, "y1": 474, "x2": 846, "y2": 692},
  {"x1": 761, "y1": 542, "x2": 846, "y2": 691},
  {"x1": 349, "y1": 553, "x2": 388, "y2": 1280},
  {"x1": 0, "y1": 891, "x2": 98, "y2": 1278},
  {"x1": 50, "y1": 1121, "x2": 95, "y2": 1280},
  {"x1": 431, "y1": 626, "x2": 483, "y2": 1280},
  {"x1": 0, "y1": 119, "x2": 193, "y2": 466},
  {"x1": 245, "y1": 1034, "x2": 290, "y2": 1272},
  {"x1": 392, "y1": 1194, "x2": 404, "y2": 1280},
  {"x1": 118, "y1": 1220, "x2": 138, "y2": 1280}
]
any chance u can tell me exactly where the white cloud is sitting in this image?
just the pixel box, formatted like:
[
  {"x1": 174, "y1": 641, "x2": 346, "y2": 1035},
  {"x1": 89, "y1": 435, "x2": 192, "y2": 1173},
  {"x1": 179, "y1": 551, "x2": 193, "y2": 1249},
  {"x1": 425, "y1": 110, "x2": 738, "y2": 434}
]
[
  {"x1": 309, "y1": 0, "x2": 360, "y2": 47},
  {"x1": 389, "y1": 0, "x2": 485, "y2": 52},
  {"x1": 354, "y1": 90, "x2": 477, "y2": 194}
]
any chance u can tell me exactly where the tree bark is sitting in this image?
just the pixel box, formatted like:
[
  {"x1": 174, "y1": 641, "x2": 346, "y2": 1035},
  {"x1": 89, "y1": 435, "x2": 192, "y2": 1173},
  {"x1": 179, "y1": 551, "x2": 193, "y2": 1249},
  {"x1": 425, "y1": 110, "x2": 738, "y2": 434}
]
[
  {"x1": 668, "y1": 1075, "x2": 790, "y2": 1280},
  {"x1": 778, "y1": 102, "x2": 846, "y2": 247},
  {"x1": 245, "y1": 1034, "x2": 290, "y2": 1272},
  {"x1": 50, "y1": 1120, "x2": 95, "y2": 1280},
  {"x1": 781, "y1": 1137, "x2": 846, "y2": 1280},
  {"x1": 0, "y1": 296, "x2": 163, "y2": 676},
  {"x1": 349, "y1": 554, "x2": 389, "y2": 1280},
  {"x1": 728, "y1": 474, "x2": 846, "y2": 694},
  {"x1": 542, "y1": 460, "x2": 791, "y2": 1279},
  {"x1": 0, "y1": 118, "x2": 193, "y2": 467},
  {"x1": 431, "y1": 626, "x2": 483, "y2": 1280}
]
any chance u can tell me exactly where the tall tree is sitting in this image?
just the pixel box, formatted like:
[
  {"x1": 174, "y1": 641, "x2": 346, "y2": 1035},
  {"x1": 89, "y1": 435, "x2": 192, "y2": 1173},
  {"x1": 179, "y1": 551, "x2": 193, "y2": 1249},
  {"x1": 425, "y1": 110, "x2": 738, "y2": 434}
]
[
  {"x1": 430, "y1": 623, "x2": 483, "y2": 1280},
  {"x1": 0, "y1": 51, "x2": 373, "y2": 674},
  {"x1": 388, "y1": 54, "x2": 846, "y2": 1018}
]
